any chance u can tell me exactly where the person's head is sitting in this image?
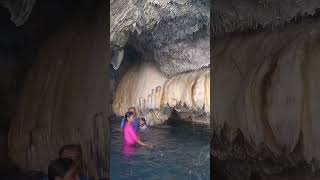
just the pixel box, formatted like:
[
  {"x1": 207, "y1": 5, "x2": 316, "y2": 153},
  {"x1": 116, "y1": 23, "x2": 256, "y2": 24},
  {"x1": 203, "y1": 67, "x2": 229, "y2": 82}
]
[
  {"x1": 48, "y1": 158, "x2": 78, "y2": 180},
  {"x1": 139, "y1": 118, "x2": 146, "y2": 126},
  {"x1": 125, "y1": 111, "x2": 135, "y2": 123},
  {"x1": 128, "y1": 107, "x2": 136, "y2": 114},
  {"x1": 59, "y1": 145, "x2": 82, "y2": 170}
]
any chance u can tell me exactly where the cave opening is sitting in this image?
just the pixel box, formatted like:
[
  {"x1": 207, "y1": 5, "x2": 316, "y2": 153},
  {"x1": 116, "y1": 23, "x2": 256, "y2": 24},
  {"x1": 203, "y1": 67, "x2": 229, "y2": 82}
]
[{"x1": 109, "y1": 0, "x2": 210, "y2": 179}]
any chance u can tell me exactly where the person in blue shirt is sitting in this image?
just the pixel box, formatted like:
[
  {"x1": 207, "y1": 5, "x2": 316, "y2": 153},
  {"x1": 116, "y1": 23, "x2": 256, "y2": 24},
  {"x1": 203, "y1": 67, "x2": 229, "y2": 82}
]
[{"x1": 120, "y1": 107, "x2": 139, "y2": 132}]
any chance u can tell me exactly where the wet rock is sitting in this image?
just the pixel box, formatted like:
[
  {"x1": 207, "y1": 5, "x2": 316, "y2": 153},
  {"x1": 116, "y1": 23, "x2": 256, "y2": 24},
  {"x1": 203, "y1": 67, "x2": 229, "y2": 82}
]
[
  {"x1": 112, "y1": 63, "x2": 168, "y2": 116},
  {"x1": 212, "y1": 18, "x2": 320, "y2": 176},
  {"x1": 112, "y1": 63, "x2": 210, "y2": 125},
  {"x1": 212, "y1": 0, "x2": 320, "y2": 36},
  {"x1": 8, "y1": 2, "x2": 109, "y2": 177},
  {"x1": 1, "y1": 0, "x2": 36, "y2": 26},
  {"x1": 110, "y1": 0, "x2": 210, "y2": 76}
]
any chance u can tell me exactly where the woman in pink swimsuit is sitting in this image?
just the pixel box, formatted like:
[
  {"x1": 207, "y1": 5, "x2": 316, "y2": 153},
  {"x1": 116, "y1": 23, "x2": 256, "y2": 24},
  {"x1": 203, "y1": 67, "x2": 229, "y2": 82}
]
[{"x1": 122, "y1": 111, "x2": 151, "y2": 156}]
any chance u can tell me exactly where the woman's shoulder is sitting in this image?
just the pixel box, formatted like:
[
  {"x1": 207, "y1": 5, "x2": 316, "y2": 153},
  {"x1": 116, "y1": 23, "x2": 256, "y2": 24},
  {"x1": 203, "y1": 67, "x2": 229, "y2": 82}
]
[{"x1": 124, "y1": 123, "x2": 134, "y2": 130}]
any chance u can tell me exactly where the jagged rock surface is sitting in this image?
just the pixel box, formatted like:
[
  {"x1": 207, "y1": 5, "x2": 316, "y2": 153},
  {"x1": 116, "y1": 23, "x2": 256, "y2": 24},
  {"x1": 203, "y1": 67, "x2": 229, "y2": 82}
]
[
  {"x1": 8, "y1": 2, "x2": 109, "y2": 178},
  {"x1": 112, "y1": 63, "x2": 210, "y2": 125},
  {"x1": 0, "y1": 0, "x2": 36, "y2": 26},
  {"x1": 112, "y1": 63, "x2": 168, "y2": 116},
  {"x1": 212, "y1": 19, "x2": 320, "y2": 174},
  {"x1": 110, "y1": 0, "x2": 210, "y2": 76},
  {"x1": 212, "y1": 0, "x2": 320, "y2": 37}
]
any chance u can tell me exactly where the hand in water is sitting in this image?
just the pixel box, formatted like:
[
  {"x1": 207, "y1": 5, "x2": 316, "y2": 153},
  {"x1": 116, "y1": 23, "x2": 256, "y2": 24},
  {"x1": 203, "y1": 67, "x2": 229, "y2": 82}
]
[{"x1": 145, "y1": 144, "x2": 154, "y2": 148}]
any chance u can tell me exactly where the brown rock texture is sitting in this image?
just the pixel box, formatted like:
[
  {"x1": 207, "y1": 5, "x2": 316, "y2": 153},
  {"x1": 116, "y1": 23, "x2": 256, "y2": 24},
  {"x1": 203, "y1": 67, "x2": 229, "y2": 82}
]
[
  {"x1": 212, "y1": 19, "x2": 320, "y2": 174},
  {"x1": 8, "y1": 1, "x2": 109, "y2": 178}
]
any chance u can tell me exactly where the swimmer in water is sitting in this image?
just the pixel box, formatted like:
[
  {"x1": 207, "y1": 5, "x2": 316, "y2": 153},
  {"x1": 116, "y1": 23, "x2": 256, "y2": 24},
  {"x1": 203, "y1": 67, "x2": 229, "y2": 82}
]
[
  {"x1": 123, "y1": 111, "x2": 152, "y2": 148},
  {"x1": 120, "y1": 107, "x2": 139, "y2": 132},
  {"x1": 139, "y1": 118, "x2": 148, "y2": 131}
]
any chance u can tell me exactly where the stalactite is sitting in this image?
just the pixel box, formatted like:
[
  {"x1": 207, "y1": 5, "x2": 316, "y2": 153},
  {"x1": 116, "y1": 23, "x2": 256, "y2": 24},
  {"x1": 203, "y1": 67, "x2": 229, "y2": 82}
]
[
  {"x1": 1, "y1": 0, "x2": 36, "y2": 26},
  {"x1": 212, "y1": 18, "x2": 320, "y2": 173},
  {"x1": 8, "y1": 1, "x2": 109, "y2": 178},
  {"x1": 112, "y1": 63, "x2": 210, "y2": 125}
]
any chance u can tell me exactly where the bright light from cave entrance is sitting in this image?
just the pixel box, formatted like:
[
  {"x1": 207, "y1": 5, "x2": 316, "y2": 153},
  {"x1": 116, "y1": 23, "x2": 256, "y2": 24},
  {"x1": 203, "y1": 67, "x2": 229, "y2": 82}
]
[{"x1": 110, "y1": 0, "x2": 210, "y2": 179}]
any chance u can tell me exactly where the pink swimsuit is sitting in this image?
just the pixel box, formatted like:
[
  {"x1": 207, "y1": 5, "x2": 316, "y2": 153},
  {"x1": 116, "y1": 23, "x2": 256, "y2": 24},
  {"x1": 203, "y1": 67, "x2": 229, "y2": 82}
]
[
  {"x1": 122, "y1": 123, "x2": 138, "y2": 156},
  {"x1": 123, "y1": 123, "x2": 138, "y2": 145}
]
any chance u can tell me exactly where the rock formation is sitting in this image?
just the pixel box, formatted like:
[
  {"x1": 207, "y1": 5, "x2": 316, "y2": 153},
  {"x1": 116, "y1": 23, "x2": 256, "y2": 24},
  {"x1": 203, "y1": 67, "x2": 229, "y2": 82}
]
[
  {"x1": 112, "y1": 63, "x2": 210, "y2": 125},
  {"x1": 7, "y1": 1, "x2": 109, "y2": 178},
  {"x1": 1, "y1": 0, "x2": 36, "y2": 26},
  {"x1": 110, "y1": 0, "x2": 210, "y2": 126},
  {"x1": 112, "y1": 63, "x2": 167, "y2": 116},
  {"x1": 210, "y1": 0, "x2": 320, "y2": 178},
  {"x1": 8, "y1": 0, "x2": 320, "y2": 178},
  {"x1": 212, "y1": 0, "x2": 320, "y2": 36},
  {"x1": 110, "y1": 0, "x2": 210, "y2": 77},
  {"x1": 212, "y1": 17, "x2": 320, "y2": 177},
  {"x1": 0, "y1": 0, "x2": 210, "y2": 177}
]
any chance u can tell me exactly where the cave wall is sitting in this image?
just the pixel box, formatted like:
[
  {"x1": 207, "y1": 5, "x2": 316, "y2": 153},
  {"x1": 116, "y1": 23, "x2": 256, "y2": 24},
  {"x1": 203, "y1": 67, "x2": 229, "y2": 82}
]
[
  {"x1": 0, "y1": 6, "x2": 26, "y2": 168},
  {"x1": 110, "y1": 0, "x2": 210, "y2": 126},
  {"x1": 212, "y1": 0, "x2": 320, "y2": 36},
  {"x1": 110, "y1": 0, "x2": 210, "y2": 76},
  {"x1": 112, "y1": 63, "x2": 167, "y2": 116},
  {"x1": 113, "y1": 63, "x2": 210, "y2": 125},
  {"x1": 0, "y1": 0, "x2": 91, "y2": 171},
  {"x1": 212, "y1": 18, "x2": 320, "y2": 173},
  {"x1": 0, "y1": 60, "x2": 16, "y2": 166},
  {"x1": 8, "y1": 1, "x2": 109, "y2": 177}
]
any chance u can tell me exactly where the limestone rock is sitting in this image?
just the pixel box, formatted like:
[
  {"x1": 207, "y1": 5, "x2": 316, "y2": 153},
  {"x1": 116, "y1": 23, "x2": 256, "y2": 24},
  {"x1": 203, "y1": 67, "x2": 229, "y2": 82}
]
[
  {"x1": 8, "y1": 2, "x2": 109, "y2": 178},
  {"x1": 112, "y1": 63, "x2": 168, "y2": 116},
  {"x1": 212, "y1": 19, "x2": 320, "y2": 172},
  {"x1": 212, "y1": 0, "x2": 320, "y2": 36},
  {"x1": 1, "y1": 0, "x2": 36, "y2": 26},
  {"x1": 112, "y1": 63, "x2": 210, "y2": 125},
  {"x1": 110, "y1": 0, "x2": 210, "y2": 76}
]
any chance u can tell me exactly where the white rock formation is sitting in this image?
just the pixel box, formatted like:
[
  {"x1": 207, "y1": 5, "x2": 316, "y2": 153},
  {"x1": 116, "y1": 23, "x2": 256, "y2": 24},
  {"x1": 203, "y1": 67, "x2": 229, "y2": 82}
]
[
  {"x1": 8, "y1": 3, "x2": 109, "y2": 177},
  {"x1": 1, "y1": 0, "x2": 36, "y2": 26},
  {"x1": 112, "y1": 63, "x2": 167, "y2": 115},
  {"x1": 112, "y1": 63, "x2": 210, "y2": 125},
  {"x1": 212, "y1": 19, "x2": 320, "y2": 170}
]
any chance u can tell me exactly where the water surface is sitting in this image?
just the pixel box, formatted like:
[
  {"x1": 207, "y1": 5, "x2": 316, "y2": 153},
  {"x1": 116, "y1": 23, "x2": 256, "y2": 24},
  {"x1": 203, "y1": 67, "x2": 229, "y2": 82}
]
[{"x1": 110, "y1": 119, "x2": 210, "y2": 180}]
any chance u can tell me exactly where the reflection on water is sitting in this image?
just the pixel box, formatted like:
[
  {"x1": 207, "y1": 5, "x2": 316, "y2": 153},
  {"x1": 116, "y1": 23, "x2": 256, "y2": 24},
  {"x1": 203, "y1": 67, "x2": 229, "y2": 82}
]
[{"x1": 110, "y1": 119, "x2": 210, "y2": 180}]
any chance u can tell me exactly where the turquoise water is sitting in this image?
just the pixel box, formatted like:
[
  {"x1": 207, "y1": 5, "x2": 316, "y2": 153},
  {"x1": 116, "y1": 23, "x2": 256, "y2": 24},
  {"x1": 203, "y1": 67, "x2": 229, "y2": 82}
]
[{"x1": 110, "y1": 119, "x2": 210, "y2": 180}]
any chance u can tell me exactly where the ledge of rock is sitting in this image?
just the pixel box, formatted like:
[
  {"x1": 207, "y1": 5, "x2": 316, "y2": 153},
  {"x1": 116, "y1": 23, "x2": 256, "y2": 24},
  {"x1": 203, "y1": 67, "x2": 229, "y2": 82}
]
[{"x1": 112, "y1": 63, "x2": 210, "y2": 125}]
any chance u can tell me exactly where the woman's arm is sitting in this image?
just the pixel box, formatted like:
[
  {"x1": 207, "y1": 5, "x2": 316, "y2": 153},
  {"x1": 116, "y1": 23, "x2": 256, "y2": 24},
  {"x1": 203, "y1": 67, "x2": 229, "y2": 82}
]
[
  {"x1": 128, "y1": 125, "x2": 152, "y2": 148},
  {"x1": 136, "y1": 137, "x2": 152, "y2": 148}
]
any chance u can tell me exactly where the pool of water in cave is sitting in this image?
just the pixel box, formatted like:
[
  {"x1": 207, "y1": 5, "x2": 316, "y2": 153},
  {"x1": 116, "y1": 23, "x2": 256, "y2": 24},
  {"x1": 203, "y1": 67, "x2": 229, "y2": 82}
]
[{"x1": 110, "y1": 118, "x2": 210, "y2": 180}]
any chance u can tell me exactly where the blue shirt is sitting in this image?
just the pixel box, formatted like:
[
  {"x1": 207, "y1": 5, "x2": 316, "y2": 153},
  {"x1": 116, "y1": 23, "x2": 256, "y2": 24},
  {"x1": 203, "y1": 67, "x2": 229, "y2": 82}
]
[{"x1": 120, "y1": 116, "x2": 139, "y2": 132}]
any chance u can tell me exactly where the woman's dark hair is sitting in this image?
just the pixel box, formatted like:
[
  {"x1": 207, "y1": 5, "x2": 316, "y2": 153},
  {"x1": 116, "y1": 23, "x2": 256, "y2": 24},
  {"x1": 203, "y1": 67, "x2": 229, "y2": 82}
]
[
  {"x1": 122, "y1": 111, "x2": 134, "y2": 129},
  {"x1": 48, "y1": 158, "x2": 75, "y2": 180},
  {"x1": 141, "y1": 118, "x2": 146, "y2": 123},
  {"x1": 125, "y1": 111, "x2": 134, "y2": 119}
]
